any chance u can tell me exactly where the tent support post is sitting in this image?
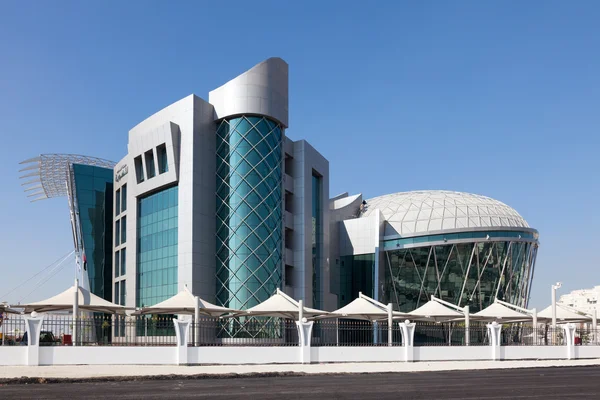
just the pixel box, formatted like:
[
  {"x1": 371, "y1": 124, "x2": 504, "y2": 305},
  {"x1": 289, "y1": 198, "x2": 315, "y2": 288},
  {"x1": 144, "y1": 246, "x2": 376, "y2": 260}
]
[
  {"x1": 387, "y1": 303, "x2": 393, "y2": 346},
  {"x1": 464, "y1": 306, "x2": 470, "y2": 346},
  {"x1": 194, "y1": 296, "x2": 200, "y2": 347},
  {"x1": 73, "y1": 278, "x2": 79, "y2": 347}
]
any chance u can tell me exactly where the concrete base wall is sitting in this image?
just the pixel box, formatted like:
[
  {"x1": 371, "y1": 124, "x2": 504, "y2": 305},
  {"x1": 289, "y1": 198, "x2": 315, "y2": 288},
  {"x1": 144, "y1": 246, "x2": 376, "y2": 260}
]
[{"x1": 3, "y1": 345, "x2": 600, "y2": 366}]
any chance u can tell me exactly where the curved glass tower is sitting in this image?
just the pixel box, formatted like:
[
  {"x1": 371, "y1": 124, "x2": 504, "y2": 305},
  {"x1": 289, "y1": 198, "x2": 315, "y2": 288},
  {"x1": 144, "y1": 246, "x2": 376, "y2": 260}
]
[{"x1": 216, "y1": 115, "x2": 283, "y2": 309}]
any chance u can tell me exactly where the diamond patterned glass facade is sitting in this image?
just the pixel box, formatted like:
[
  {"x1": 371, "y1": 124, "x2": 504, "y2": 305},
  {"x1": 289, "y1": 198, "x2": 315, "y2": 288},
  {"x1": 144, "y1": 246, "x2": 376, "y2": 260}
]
[
  {"x1": 136, "y1": 185, "x2": 178, "y2": 307},
  {"x1": 216, "y1": 116, "x2": 283, "y2": 310},
  {"x1": 382, "y1": 234, "x2": 538, "y2": 313}
]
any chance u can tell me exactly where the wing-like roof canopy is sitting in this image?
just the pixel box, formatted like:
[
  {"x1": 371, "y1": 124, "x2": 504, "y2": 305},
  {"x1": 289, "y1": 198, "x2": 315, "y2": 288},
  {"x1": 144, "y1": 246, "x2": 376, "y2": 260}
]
[{"x1": 19, "y1": 154, "x2": 116, "y2": 201}]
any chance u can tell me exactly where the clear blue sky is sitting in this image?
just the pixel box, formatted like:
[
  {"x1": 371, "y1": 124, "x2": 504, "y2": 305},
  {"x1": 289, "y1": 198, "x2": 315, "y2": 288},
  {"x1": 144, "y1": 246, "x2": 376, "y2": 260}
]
[{"x1": 1, "y1": 1, "x2": 598, "y2": 309}]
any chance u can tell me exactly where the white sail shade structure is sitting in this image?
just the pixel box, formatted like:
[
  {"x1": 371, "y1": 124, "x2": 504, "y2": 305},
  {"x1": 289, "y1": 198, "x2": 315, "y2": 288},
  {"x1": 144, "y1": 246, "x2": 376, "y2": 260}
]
[
  {"x1": 17, "y1": 284, "x2": 129, "y2": 314},
  {"x1": 1, "y1": 303, "x2": 22, "y2": 314},
  {"x1": 537, "y1": 304, "x2": 591, "y2": 322},
  {"x1": 320, "y1": 292, "x2": 409, "y2": 321},
  {"x1": 134, "y1": 286, "x2": 236, "y2": 316},
  {"x1": 228, "y1": 288, "x2": 327, "y2": 319},
  {"x1": 471, "y1": 301, "x2": 532, "y2": 322},
  {"x1": 408, "y1": 299, "x2": 464, "y2": 322}
]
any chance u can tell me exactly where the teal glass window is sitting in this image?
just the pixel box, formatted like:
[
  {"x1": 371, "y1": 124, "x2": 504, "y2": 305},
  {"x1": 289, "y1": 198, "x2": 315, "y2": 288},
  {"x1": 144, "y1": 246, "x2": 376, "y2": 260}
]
[
  {"x1": 383, "y1": 230, "x2": 537, "y2": 250},
  {"x1": 115, "y1": 250, "x2": 120, "y2": 278},
  {"x1": 134, "y1": 156, "x2": 144, "y2": 183},
  {"x1": 114, "y1": 282, "x2": 119, "y2": 305},
  {"x1": 115, "y1": 188, "x2": 121, "y2": 216},
  {"x1": 120, "y1": 280, "x2": 126, "y2": 306},
  {"x1": 145, "y1": 150, "x2": 156, "y2": 179},
  {"x1": 121, "y1": 247, "x2": 126, "y2": 276},
  {"x1": 136, "y1": 185, "x2": 178, "y2": 307},
  {"x1": 120, "y1": 216, "x2": 127, "y2": 244},
  {"x1": 215, "y1": 116, "x2": 283, "y2": 310},
  {"x1": 157, "y1": 144, "x2": 168, "y2": 174},
  {"x1": 115, "y1": 220, "x2": 120, "y2": 246},
  {"x1": 121, "y1": 184, "x2": 127, "y2": 212},
  {"x1": 71, "y1": 164, "x2": 114, "y2": 301},
  {"x1": 338, "y1": 254, "x2": 374, "y2": 307}
]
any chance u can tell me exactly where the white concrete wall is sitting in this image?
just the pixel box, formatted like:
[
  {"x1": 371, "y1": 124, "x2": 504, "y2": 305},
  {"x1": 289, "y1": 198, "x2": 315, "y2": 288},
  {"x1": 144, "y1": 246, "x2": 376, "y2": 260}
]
[
  {"x1": 312, "y1": 347, "x2": 404, "y2": 363},
  {"x1": 0, "y1": 347, "x2": 27, "y2": 366},
  {"x1": 4, "y1": 345, "x2": 600, "y2": 366},
  {"x1": 39, "y1": 347, "x2": 176, "y2": 365},
  {"x1": 188, "y1": 347, "x2": 298, "y2": 365}
]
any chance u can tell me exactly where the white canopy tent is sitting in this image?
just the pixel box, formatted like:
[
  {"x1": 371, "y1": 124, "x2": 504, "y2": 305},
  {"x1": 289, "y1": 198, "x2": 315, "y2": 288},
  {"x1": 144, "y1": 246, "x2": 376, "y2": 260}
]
[
  {"x1": 17, "y1": 283, "x2": 129, "y2": 314},
  {"x1": 228, "y1": 288, "x2": 327, "y2": 320},
  {"x1": 472, "y1": 301, "x2": 532, "y2": 322},
  {"x1": 538, "y1": 304, "x2": 591, "y2": 323},
  {"x1": 321, "y1": 292, "x2": 409, "y2": 321},
  {"x1": 409, "y1": 299, "x2": 464, "y2": 322},
  {"x1": 1, "y1": 303, "x2": 22, "y2": 315},
  {"x1": 134, "y1": 286, "x2": 235, "y2": 317}
]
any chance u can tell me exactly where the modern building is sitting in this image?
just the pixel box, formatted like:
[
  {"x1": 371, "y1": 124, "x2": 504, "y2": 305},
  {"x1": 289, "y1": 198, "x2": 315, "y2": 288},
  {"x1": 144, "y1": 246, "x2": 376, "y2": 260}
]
[
  {"x1": 20, "y1": 58, "x2": 539, "y2": 316},
  {"x1": 330, "y1": 191, "x2": 539, "y2": 312},
  {"x1": 112, "y1": 57, "x2": 334, "y2": 313},
  {"x1": 559, "y1": 287, "x2": 600, "y2": 314}
]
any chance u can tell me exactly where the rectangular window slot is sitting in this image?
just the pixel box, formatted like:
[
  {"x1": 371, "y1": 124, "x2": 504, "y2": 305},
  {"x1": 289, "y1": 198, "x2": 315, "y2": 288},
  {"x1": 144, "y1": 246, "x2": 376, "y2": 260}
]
[
  {"x1": 115, "y1": 189, "x2": 121, "y2": 217},
  {"x1": 115, "y1": 250, "x2": 120, "y2": 278},
  {"x1": 115, "y1": 220, "x2": 120, "y2": 246},
  {"x1": 144, "y1": 150, "x2": 156, "y2": 179},
  {"x1": 157, "y1": 144, "x2": 168, "y2": 174},
  {"x1": 120, "y1": 247, "x2": 126, "y2": 276},
  {"x1": 120, "y1": 280, "x2": 126, "y2": 306},
  {"x1": 114, "y1": 282, "x2": 119, "y2": 305},
  {"x1": 121, "y1": 184, "x2": 127, "y2": 212},
  {"x1": 134, "y1": 156, "x2": 144, "y2": 183},
  {"x1": 121, "y1": 216, "x2": 127, "y2": 244}
]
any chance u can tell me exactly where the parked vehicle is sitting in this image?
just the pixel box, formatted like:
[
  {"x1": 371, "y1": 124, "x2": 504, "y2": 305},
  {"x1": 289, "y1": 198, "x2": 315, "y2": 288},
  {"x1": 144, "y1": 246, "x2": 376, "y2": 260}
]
[{"x1": 20, "y1": 331, "x2": 59, "y2": 346}]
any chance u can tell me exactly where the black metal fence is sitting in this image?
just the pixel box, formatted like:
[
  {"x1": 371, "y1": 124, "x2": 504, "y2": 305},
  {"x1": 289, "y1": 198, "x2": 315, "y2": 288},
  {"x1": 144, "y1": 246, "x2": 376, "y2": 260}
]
[
  {"x1": 311, "y1": 319, "x2": 403, "y2": 346},
  {"x1": 1, "y1": 313, "x2": 598, "y2": 348}
]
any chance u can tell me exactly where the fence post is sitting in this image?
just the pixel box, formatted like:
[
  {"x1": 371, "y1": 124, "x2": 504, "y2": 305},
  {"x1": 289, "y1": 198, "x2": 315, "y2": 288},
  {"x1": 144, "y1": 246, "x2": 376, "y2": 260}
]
[
  {"x1": 398, "y1": 320, "x2": 415, "y2": 362},
  {"x1": 296, "y1": 318, "x2": 314, "y2": 364},
  {"x1": 486, "y1": 321, "x2": 502, "y2": 361},
  {"x1": 562, "y1": 323, "x2": 576, "y2": 360},
  {"x1": 173, "y1": 318, "x2": 190, "y2": 365},
  {"x1": 25, "y1": 313, "x2": 44, "y2": 366}
]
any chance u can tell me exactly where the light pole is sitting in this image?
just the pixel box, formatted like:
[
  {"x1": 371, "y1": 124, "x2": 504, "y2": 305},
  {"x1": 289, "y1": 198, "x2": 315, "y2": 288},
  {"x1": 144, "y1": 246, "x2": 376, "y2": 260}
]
[{"x1": 551, "y1": 282, "x2": 562, "y2": 331}]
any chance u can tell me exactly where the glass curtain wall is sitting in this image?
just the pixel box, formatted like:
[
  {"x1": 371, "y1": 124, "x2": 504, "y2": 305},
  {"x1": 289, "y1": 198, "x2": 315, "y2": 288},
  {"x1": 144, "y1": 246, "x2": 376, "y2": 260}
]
[
  {"x1": 339, "y1": 254, "x2": 375, "y2": 308},
  {"x1": 72, "y1": 164, "x2": 114, "y2": 301},
  {"x1": 136, "y1": 185, "x2": 178, "y2": 307},
  {"x1": 382, "y1": 239, "x2": 538, "y2": 312},
  {"x1": 215, "y1": 116, "x2": 283, "y2": 310}
]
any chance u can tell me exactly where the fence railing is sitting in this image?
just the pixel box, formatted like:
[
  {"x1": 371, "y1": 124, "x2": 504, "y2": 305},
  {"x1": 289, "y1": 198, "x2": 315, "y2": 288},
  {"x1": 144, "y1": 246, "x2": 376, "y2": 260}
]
[{"x1": 1, "y1": 313, "x2": 598, "y2": 348}]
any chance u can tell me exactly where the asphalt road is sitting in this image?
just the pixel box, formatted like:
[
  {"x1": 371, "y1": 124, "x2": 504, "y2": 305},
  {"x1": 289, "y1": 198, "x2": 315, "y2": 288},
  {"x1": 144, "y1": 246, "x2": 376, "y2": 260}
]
[{"x1": 1, "y1": 366, "x2": 600, "y2": 399}]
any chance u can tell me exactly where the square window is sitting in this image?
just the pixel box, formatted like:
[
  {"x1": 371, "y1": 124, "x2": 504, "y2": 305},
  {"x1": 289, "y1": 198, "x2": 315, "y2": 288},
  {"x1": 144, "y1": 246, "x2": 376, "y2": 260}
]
[{"x1": 145, "y1": 150, "x2": 156, "y2": 179}]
